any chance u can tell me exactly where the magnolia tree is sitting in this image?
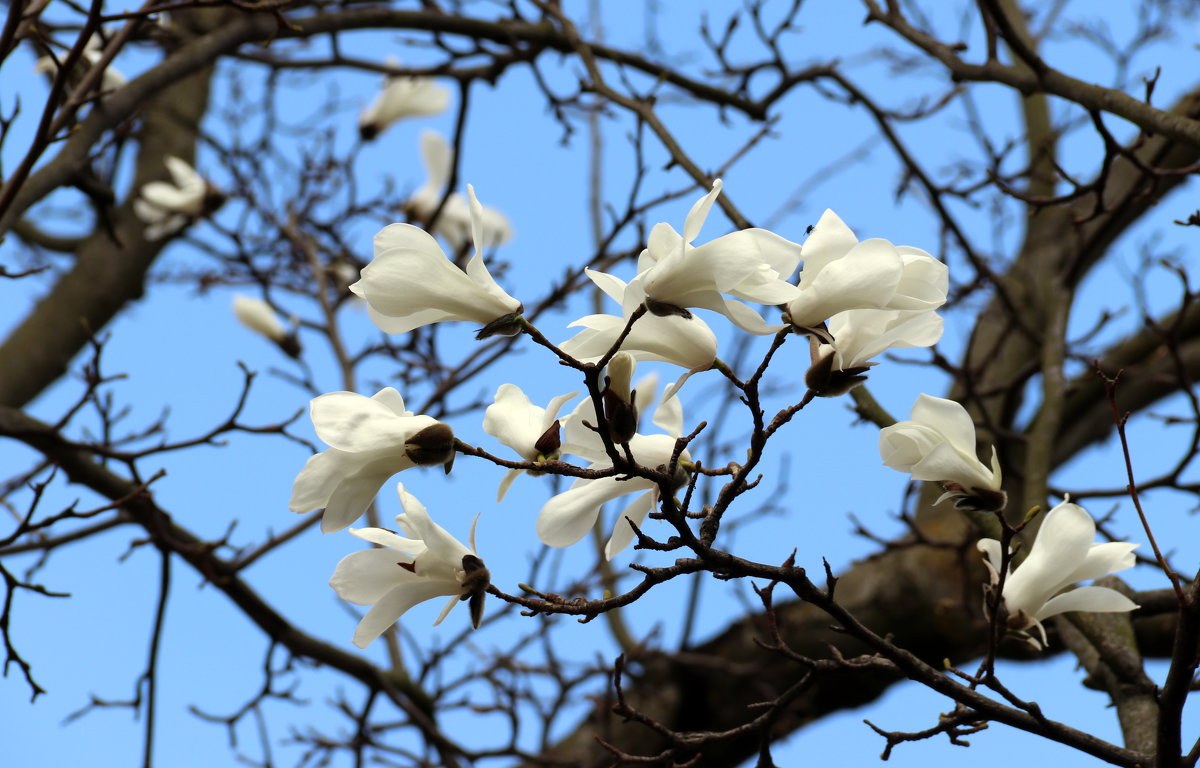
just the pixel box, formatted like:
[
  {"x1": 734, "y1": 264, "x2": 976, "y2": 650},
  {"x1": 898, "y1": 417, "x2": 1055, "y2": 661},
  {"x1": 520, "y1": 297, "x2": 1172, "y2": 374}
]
[{"x1": 1, "y1": 1, "x2": 1198, "y2": 767}]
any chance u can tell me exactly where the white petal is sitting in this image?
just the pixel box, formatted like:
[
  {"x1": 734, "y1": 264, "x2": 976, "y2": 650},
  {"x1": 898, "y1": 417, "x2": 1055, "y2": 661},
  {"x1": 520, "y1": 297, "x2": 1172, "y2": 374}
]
[
  {"x1": 496, "y1": 467, "x2": 523, "y2": 501},
  {"x1": 348, "y1": 525, "x2": 425, "y2": 554},
  {"x1": 1036, "y1": 586, "x2": 1139, "y2": 621},
  {"x1": 682, "y1": 179, "x2": 722, "y2": 244},
  {"x1": 909, "y1": 395, "x2": 981, "y2": 461},
  {"x1": 605, "y1": 491, "x2": 656, "y2": 560},
  {"x1": 351, "y1": 581, "x2": 456, "y2": 648},
  {"x1": 320, "y1": 455, "x2": 413, "y2": 533},
  {"x1": 537, "y1": 476, "x2": 654, "y2": 548},
  {"x1": 329, "y1": 548, "x2": 416, "y2": 605}
]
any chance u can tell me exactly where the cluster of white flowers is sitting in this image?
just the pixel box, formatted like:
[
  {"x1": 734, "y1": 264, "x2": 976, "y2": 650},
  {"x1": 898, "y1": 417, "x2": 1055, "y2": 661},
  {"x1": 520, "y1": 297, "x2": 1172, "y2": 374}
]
[{"x1": 285, "y1": 177, "x2": 1137, "y2": 650}]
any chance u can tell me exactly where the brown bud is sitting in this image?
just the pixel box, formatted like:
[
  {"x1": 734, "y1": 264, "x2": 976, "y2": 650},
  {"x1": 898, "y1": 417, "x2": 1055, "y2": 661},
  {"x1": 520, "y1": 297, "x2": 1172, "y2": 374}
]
[
  {"x1": 804, "y1": 347, "x2": 869, "y2": 397},
  {"x1": 458, "y1": 554, "x2": 490, "y2": 629},
  {"x1": 602, "y1": 387, "x2": 638, "y2": 444},
  {"x1": 277, "y1": 332, "x2": 303, "y2": 359},
  {"x1": 405, "y1": 422, "x2": 455, "y2": 467},
  {"x1": 475, "y1": 310, "x2": 525, "y2": 340},
  {"x1": 533, "y1": 421, "x2": 561, "y2": 457},
  {"x1": 644, "y1": 298, "x2": 693, "y2": 319}
]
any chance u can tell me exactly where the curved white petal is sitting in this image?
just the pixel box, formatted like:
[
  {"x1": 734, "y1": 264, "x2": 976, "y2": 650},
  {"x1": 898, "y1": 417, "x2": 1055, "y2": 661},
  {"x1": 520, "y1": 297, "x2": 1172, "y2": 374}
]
[
  {"x1": 1036, "y1": 586, "x2": 1139, "y2": 621},
  {"x1": 351, "y1": 581, "x2": 456, "y2": 648},
  {"x1": 329, "y1": 548, "x2": 418, "y2": 605},
  {"x1": 320, "y1": 455, "x2": 413, "y2": 533},
  {"x1": 496, "y1": 467, "x2": 523, "y2": 501},
  {"x1": 605, "y1": 491, "x2": 656, "y2": 560},
  {"x1": 537, "y1": 476, "x2": 655, "y2": 548}
]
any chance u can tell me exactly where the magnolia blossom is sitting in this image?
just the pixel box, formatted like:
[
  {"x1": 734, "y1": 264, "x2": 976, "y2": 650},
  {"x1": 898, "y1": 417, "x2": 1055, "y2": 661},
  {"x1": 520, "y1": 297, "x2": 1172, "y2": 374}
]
[
  {"x1": 35, "y1": 34, "x2": 126, "y2": 93},
  {"x1": 785, "y1": 209, "x2": 947, "y2": 330},
  {"x1": 352, "y1": 185, "x2": 522, "y2": 337},
  {"x1": 358, "y1": 63, "x2": 450, "y2": 140},
  {"x1": 806, "y1": 308, "x2": 943, "y2": 396},
  {"x1": 133, "y1": 156, "x2": 222, "y2": 241},
  {"x1": 538, "y1": 373, "x2": 690, "y2": 559},
  {"x1": 289, "y1": 388, "x2": 453, "y2": 533},
  {"x1": 878, "y1": 394, "x2": 1004, "y2": 511},
  {"x1": 406, "y1": 131, "x2": 512, "y2": 251},
  {"x1": 330, "y1": 484, "x2": 488, "y2": 647},
  {"x1": 978, "y1": 499, "x2": 1139, "y2": 648},
  {"x1": 560, "y1": 268, "x2": 717, "y2": 398},
  {"x1": 482, "y1": 384, "x2": 578, "y2": 501},
  {"x1": 636, "y1": 180, "x2": 802, "y2": 334},
  {"x1": 232, "y1": 295, "x2": 301, "y2": 358}
]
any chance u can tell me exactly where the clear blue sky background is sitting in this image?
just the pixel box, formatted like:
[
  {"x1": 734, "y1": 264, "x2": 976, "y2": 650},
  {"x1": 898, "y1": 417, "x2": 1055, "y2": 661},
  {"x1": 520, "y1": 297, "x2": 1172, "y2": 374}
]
[{"x1": 2, "y1": 1, "x2": 1199, "y2": 766}]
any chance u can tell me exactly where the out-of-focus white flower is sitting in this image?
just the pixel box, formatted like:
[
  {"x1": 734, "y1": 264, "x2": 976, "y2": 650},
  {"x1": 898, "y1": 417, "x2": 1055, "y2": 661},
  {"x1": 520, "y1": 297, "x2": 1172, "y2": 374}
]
[
  {"x1": 878, "y1": 394, "x2": 1005, "y2": 511},
  {"x1": 635, "y1": 179, "x2": 802, "y2": 334},
  {"x1": 785, "y1": 209, "x2": 947, "y2": 330},
  {"x1": 233, "y1": 295, "x2": 284, "y2": 340},
  {"x1": 560, "y1": 268, "x2": 717, "y2": 398},
  {"x1": 482, "y1": 384, "x2": 578, "y2": 501},
  {"x1": 977, "y1": 499, "x2": 1139, "y2": 649},
  {"x1": 358, "y1": 62, "x2": 449, "y2": 140},
  {"x1": 405, "y1": 131, "x2": 512, "y2": 251},
  {"x1": 805, "y1": 308, "x2": 942, "y2": 396},
  {"x1": 289, "y1": 388, "x2": 453, "y2": 533},
  {"x1": 35, "y1": 34, "x2": 126, "y2": 93},
  {"x1": 330, "y1": 484, "x2": 488, "y2": 647},
  {"x1": 232, "y1": 295, "x2": 301, "y2": 358},
  {"x1": 538, "y1": 372, "x2": 689, "y2": 559},
  {"x1": 352, "y1": 185, "x2": 522, "y2": 338},
  {"x1": 133, "y1": 156, "x2": 222, "y2": 241}
]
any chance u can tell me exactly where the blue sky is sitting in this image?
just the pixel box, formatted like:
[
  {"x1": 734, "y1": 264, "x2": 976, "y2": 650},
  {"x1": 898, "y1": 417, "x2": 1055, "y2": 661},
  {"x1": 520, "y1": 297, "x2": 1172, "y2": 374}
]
[{"x1": 2, "y1": 1, "x2": 1199, "y2": 766}]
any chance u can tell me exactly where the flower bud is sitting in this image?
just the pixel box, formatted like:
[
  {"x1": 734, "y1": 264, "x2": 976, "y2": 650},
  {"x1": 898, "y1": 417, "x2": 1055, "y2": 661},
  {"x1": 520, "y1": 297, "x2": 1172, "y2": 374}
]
[
  {"x1": 606, "y1": 352, "x2": 635, "y2": 404},
  {"x1": 233, "y1": 295, "x2": 286, "y2": 342},
  {"x1": 533, "y1": 421, "x2": 561, "y2": 458},
  {"x1": 405, "y1": 422, "x2": 456, "y2": 470},
  {"x1": 475, "y1": 310, "x2": 524, "y2": 340},
  {"x1": 804, "y1": 345, "x2": 868, "y2": 397},
  {"x1": 458, "y1": 553, "x2": 490, "y2": 629}
]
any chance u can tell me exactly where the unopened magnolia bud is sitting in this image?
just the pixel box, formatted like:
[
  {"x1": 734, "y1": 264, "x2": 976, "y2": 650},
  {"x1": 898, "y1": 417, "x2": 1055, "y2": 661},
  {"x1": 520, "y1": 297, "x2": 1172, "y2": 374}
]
[
  {"x1": 606, "y1": 352, "x2": 635, "y2": 404},
  {"x1": 405, "y1": 422, "x2": 455, "y2": 468},
  {"x1": 475, "y1": 310, "x2": 525, "y2": 340},
  {"x1": 233, "y1": 295, "x2": 286, "y2": 342}
]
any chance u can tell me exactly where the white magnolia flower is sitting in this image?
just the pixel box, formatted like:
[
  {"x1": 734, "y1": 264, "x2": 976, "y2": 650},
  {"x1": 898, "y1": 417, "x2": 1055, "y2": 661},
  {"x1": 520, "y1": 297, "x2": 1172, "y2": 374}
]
[
  {"x1": 560, "y1": 268, "x2": 717, "y2": 398},
  {"x1": 878, "y1": 394, "x2": 1004, "y2": 511},
  {"x1": 806, "y1": 308, "x2": 943, "y2": 396},
  {"x1": 785, "y1": 209, "x2": 947, "y2": 330},
  {"x1": 636, "y1": 180, "x2": 802, "y2": 334},
  {"x1": 35, "y1": 34, "x2": 126, "y2": 93},
  {"x1": 133, "y1": 156, "x2": 221, "y2": 241},
  {"x1": 289, "y1": 388, "x2": 453, "y2": 533},
  {"x1": 330, "y1": 484, "x2": 488, "y2": 647},
  {"x1": 358, "y1": 62, "x2": 450, "y2": 140},
  {"x1": 482, "y1": 384, "x2": 578, "y2": 501},
  {"x1": 406, "y1": 131, "x2": 512, "y2": 251},
  {"x1": 978, "y1": 499, "x2": 1139, "y2": 648},
  {"x1": 538, "y1": 373, "x2": 690, "y2": 559},
  {"x1": 352, "y1": 184, "x2": 522, "y2": 337}
]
